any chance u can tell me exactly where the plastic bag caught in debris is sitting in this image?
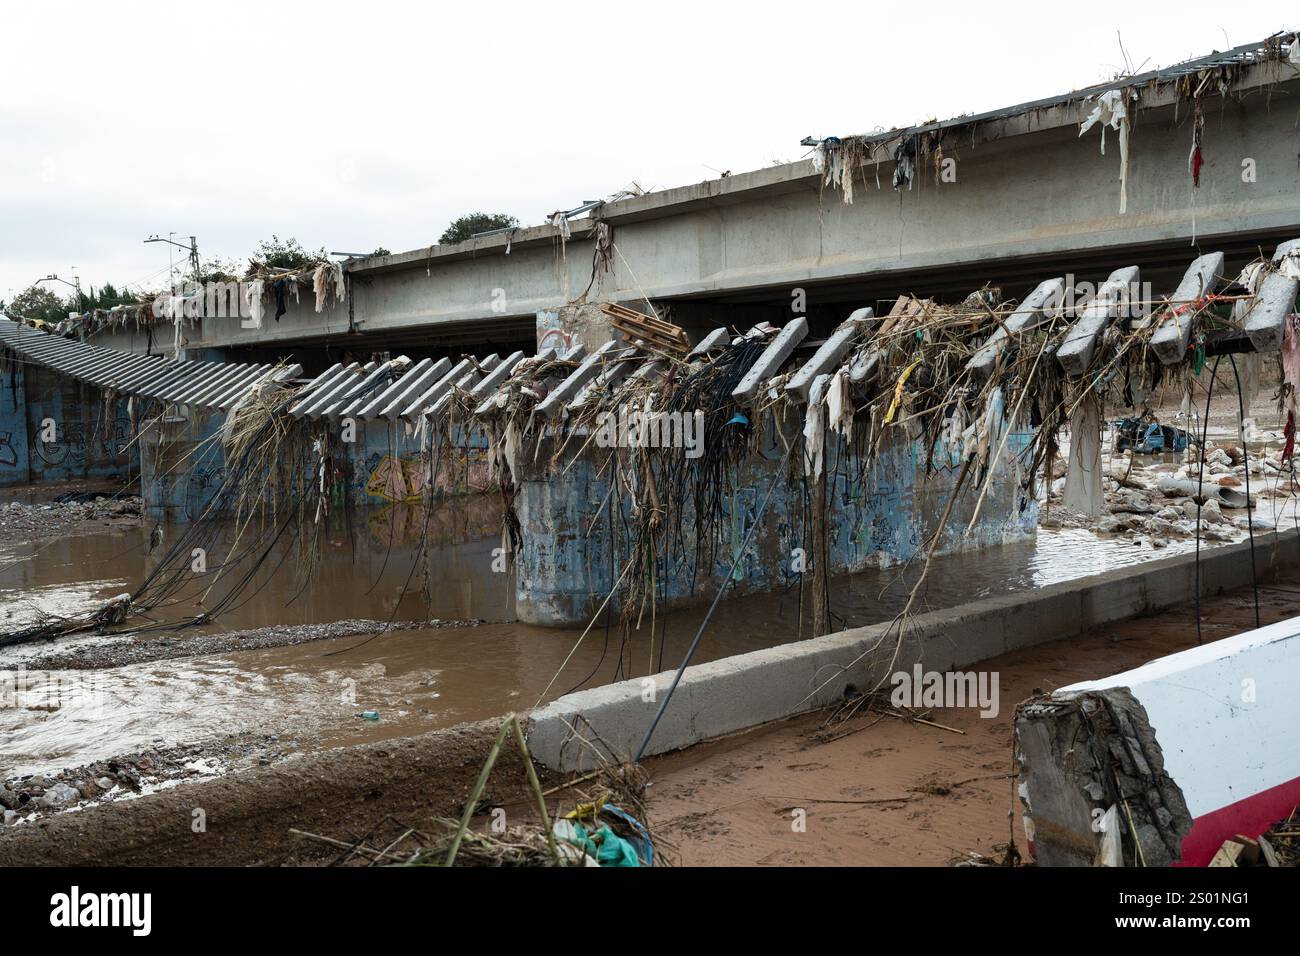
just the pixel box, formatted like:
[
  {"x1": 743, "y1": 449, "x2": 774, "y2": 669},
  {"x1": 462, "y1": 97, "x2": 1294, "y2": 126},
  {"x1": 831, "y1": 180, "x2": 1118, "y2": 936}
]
[{"x1": 1079, "y1": 89, "x2": 1134, "y2": 213}]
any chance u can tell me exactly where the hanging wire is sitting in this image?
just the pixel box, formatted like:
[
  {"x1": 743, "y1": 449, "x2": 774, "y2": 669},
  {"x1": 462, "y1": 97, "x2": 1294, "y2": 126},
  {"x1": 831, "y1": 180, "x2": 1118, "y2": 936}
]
[{"x1": 1226, "y1": 353, "x2": 1261, "y2": 628}]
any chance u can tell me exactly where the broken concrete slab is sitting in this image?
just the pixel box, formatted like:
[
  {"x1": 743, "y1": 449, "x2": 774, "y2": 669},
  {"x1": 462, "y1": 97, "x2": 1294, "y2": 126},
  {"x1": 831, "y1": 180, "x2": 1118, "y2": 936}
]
[
  {"x1": 1057, "y1": 266, "x2": 1140, "y2": 376},
  {"x1": 966, "y1": 277, "x2": 1066, "y2": 381},
  {"x1": 1015, "y1": 687, "x2": 1193, "y2": 866},
  {"x1": 1018, "y1": 609, "x2": 1300, "y2": 865},
  {"x1": 1149, "y1": 252, "x2": 1226, "y2": 364}
]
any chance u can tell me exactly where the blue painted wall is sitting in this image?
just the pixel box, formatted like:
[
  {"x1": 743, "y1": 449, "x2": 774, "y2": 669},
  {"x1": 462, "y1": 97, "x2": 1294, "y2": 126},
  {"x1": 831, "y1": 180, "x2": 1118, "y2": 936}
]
[
  {"x1": 138, "y1": 409, "x2": 225, "y2": 523},
  {"x1": 0, "y1": 361, "x2": 133, "y2": 487},
  {"x1": 0, "y1": 361, "x2": 30, "y2": 486},
  {"x1": 514, "y1": 417, "x2": 1038, "y2": 626}
]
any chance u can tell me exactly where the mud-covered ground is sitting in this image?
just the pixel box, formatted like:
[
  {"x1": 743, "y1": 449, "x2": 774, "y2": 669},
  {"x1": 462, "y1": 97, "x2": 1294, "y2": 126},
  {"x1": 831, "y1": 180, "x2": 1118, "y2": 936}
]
[
  {"x1": 0, "y1": 732, "x2": 300, "y2": 827},
  {"x1": 1, "y1": 386, "x2": 1297, "y2": 860},
  {"x1": 636, "y1": 575, "x2": 1300, "y2": 866}
]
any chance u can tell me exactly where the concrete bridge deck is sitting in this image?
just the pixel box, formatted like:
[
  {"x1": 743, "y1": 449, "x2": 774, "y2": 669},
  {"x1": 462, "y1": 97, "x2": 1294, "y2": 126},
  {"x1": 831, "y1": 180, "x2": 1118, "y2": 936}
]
[{"x1": 80, "y1": 36, "x2": 1300, "y2": 360}]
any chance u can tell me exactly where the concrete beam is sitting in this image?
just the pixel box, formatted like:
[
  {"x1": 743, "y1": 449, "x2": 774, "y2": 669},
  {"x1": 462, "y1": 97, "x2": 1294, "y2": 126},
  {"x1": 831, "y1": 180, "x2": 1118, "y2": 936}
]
[
  {"x1": 472, "y1": 349, "x2": 556, "y2": 416},
  {"x1": 353, "y1": 357, "x2": 434, "y2": 420},
  {"x1": 1273, "y1": 237, "x2": 1300, "y2": 269},
  {"x1": 686, "y1": 326, "x2": 731, "y2": 362},
  {"x1": 535, "y1": 341, "x2": 618, "y2": 419},
  {"x1": 376, "y1": 357, "x2": 451, "y2": 420},
  {"x1": 469, "y1": 350, "x2": 526, "y2": 399},
  {"x1": 1056, "y1": 266, "x2": 1140, "y2": 376},
  {"x1": 966, "y1": 277, "x2": 1066, "y2": 380},
  {"x1": 785, "y1": 311, "x2": 870, "y2": 401},
  {"x1": 197, "y1": 363, "x2": 283, "y2": 410},
  {"x1": 287, "y1": 364, "x2": 347, "y2": 414},
  {"x1": 400, "y1": 358, "x2": 471, "y2": 421},
  {"x1": 1241, "y1": 270, "x2": 1298, "y2": 353},
  {"x1": 158, "y1": 363, "x2": 240, "y2": 403},
  {"x1": 292, "y1": 363, "x2": 365, "y2": 419},
  {"x1": 731, "y1": 318, "x2": 807, "y2": 402},
  {"x1": 568, "y1": 347, "x2": 638, "y2": 411},
  {"x1": 323, "y1": 357, "x2": 413, "y2": 419},
  {"x1": 1149, "y1": 252, "x2": 1227, "y2": 365},
  {"x1": 214, "y1": 365, "x2": 278, "y2": 409},
  {"x1": 427, "y1": 355, "x2": 500, "y2": 418}
]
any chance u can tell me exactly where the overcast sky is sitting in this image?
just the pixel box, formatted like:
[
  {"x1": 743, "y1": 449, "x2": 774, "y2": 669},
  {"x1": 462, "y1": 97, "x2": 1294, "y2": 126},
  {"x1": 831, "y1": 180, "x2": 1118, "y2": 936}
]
[{"x1": 1, "y1": 2, "x2": 1292, "y2": 303}]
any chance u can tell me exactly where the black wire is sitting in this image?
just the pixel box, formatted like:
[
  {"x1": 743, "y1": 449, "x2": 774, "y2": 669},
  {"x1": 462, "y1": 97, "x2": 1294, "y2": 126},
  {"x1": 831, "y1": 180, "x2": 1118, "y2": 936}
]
[
  {"x1": 634, "y1": 439, "x2": 796, "y2": 763},
  {"x1": 1193, "y1": 357, "x2": 1219, "y2": 646},
  {"x1": 1226, "y1": 354, "x2": 1260, "y2": 628}
]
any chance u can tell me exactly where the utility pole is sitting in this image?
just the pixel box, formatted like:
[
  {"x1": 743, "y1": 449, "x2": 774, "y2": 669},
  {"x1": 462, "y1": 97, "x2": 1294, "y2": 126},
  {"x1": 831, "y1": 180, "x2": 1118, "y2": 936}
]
[
  {"x1": 36, "y1": 273, "x2": 85, "y2": 340},
  {"x1": 144, "y1": 234, "x2": 201, "y2": 284},
  {"x1": 145, "y1": 234, "x2": 201, "y2": 361}
]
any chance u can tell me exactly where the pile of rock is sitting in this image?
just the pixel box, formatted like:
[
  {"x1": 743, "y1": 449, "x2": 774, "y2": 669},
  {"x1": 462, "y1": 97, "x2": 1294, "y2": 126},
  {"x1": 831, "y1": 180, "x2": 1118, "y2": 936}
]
[
  {"x1": 0, "y1": 493, "x2": 142, "y2": 540},
  {"x1": 1, "y1": 768, "x2": 125, "y2": 825},
  {"x1": 1045, "y1": 440, "x2": 1291, "y2": 548}
]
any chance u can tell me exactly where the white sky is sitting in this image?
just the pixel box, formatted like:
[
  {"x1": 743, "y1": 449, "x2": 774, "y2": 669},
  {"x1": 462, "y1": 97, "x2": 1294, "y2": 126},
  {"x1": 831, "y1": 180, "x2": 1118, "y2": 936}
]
[{"x1": 0, "y1": 1, "x2": 1292, "y2": 303}]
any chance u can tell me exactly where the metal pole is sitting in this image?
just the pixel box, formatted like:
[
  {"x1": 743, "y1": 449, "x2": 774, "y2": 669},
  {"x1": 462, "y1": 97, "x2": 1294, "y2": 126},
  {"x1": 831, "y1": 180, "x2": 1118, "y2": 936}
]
[{"x1": 634, "y1": 440, "x2": 795, "y2": 763}]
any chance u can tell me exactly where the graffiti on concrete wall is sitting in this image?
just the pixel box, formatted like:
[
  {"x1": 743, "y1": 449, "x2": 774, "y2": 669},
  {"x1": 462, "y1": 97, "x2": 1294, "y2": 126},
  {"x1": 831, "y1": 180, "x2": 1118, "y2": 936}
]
[
  {"x1": 103, "y1": 415, "x2": 133, "y2": 460},
  {"x1": 536, "y1": 309, "x2": 574, "y2": 353},
  {"x1": 185, "y1": 462, "x2": 227, "y2": 520},
  {"x1": 364, "y1": 454, "x2": 427, "y2": 503},
  {"x1": 31, "y1": 420, "x2": 88, "y2": 470},
  {"x1": 30, "y1": 417, "x2": 134, "y2": 469}
]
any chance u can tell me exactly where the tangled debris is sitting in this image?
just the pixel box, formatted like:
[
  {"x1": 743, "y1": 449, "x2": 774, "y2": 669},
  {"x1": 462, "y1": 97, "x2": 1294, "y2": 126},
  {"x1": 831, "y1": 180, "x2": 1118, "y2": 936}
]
[
  {"x1": 291, "y1": 715, "x2": 665, "y2": 867},
  {"x1": 802, "y1": 33, "x2": 1300, "y2": 209}
]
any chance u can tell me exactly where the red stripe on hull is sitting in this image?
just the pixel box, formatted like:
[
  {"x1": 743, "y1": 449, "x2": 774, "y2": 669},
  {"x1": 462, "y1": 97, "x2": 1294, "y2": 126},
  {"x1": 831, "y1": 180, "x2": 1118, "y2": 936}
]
[{"x1": 1176, "y1": 773, "x2": 1300, "y2": 866}]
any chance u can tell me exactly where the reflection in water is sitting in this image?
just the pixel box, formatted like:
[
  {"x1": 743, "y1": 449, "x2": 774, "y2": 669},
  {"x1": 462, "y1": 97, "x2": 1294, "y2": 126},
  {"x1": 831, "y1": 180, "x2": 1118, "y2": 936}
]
[
  {"x1": 0, "y1": 493, "x2": 1251, "y2": 777},
  {"x1": 0, "y1": 497, "x2": 512, "y2": 634}
]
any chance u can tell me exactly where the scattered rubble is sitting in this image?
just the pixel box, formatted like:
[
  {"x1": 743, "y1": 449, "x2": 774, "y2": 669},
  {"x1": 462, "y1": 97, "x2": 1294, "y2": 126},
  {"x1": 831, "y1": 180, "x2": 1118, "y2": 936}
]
[
  {"x1": 1044, "y1": 433, "x2": 1296, "y2": 548},
  {"x1": 19, "y1": 617, "x2": 488, "y2": 671},
  {"x1": 0, "y1": 492, "x2": 142, "y2": 540},
  {"x1": 0, "y1": 733, "x2": 298, "y2": 825}
]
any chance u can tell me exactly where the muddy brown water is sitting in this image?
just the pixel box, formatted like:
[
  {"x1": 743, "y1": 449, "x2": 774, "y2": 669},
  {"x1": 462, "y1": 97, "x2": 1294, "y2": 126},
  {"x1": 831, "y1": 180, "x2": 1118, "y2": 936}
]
[{"x1": 0, "y1": 486, "x2": 1281, "y2": 779}]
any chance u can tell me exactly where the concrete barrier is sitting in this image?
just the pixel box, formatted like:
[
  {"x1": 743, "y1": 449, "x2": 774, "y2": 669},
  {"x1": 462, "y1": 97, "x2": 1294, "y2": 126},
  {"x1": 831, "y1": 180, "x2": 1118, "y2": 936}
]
[
  {"x1": 527, "y1": 528, "x2": 1300, "y2": 771},
  {"x1": 1017, "y1": 614, "x2": 1300, "y2": 867}
]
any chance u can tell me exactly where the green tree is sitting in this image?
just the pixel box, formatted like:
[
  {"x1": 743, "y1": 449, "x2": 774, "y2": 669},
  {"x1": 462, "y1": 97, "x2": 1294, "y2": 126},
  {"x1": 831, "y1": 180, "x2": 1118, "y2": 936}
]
[
  {"x1": 84, "y1": 282, "x2": 139, "y2": 310},
  {"x1": 439, "y1": 212, "x2": 518, "y2": 245},
  {"x1": 4, "y1": 285, "x2": 71, "y2": 322},
  {"x1": 247, "y1": 235, "x2": 326, "y2": 273},
  {"x1": 197, "y1": 256, "x2": 242, "y2": 284}
]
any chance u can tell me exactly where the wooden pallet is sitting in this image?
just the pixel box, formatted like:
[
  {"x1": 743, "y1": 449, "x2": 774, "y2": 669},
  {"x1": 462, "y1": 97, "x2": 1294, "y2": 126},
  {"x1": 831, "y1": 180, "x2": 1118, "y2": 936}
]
[{"x1": 602, "y1": 302, "x2": 689, "y2": 358}]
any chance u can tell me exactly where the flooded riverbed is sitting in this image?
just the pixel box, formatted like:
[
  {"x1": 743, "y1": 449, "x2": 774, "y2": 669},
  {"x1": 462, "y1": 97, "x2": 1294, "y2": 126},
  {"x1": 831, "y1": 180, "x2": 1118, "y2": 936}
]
[{"x1": 3, "y1": 485, "x2": 1277, "y2": 780}]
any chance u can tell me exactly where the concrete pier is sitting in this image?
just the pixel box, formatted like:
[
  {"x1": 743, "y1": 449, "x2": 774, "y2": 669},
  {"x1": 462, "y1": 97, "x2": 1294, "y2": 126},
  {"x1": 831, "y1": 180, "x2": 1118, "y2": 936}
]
[
  {"x1": 514, "y1": 419, "x2": 1037, "y2": 626},
  {"x1": 528, "y1": 528, "x2": 1300, "y2": 771}
]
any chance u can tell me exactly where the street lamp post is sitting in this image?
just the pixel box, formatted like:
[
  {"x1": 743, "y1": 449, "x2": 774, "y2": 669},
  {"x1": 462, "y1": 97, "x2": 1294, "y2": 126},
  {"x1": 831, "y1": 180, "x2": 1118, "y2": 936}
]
[{"x1": 38, "y1": 273, "x2": 86, "y2": 339}]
